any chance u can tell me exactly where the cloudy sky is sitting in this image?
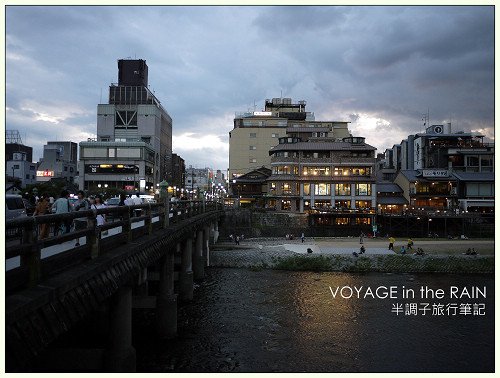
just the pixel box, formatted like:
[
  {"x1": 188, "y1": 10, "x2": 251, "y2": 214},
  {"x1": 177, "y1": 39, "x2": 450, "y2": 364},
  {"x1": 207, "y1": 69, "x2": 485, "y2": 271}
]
[{"x1": 6, "y1": 5, "x2": 494, "y2": 171}]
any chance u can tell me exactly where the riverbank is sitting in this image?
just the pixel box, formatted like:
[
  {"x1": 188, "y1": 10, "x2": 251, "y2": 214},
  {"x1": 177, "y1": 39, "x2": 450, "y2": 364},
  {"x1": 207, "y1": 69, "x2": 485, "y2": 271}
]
[{"x1": 210, "y1": 238, "x2": 494, "y2": 273}]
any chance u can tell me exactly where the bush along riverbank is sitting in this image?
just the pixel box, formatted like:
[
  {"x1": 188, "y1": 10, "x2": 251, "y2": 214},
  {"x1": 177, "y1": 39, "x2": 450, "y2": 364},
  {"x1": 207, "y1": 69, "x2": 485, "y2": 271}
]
[
  {"x1": 273, "y1": 254, "x2": 494, "y2": 274},
  {"x1": 211, "y1": 251, "x2": 494, "y2": 274}
]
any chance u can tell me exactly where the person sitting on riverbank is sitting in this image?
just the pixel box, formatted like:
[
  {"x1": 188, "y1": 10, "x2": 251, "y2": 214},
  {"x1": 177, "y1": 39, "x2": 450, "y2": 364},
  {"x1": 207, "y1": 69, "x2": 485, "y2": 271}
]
[
  {"x1": 359, "y1": 245, "x2": 366, "y2": 254},
  {"x1": 400, "y1": 245, "x2": 406, "y2": 254},
  {"x1": 464, "y1": 248, "x2": 478, "y2": 256},
  {"x1": 415, "y1": 247, "x2": 426, "y2": 256}
]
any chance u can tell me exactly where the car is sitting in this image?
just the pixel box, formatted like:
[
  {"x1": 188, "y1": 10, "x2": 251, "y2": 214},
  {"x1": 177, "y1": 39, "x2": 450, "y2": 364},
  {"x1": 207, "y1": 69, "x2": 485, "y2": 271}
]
[
  {"x1": 105, "y1": 197, "x2": 121, "y2": 207},
  {"x1": 6, "y1": 194, "x2": 27, "y2": 220}
]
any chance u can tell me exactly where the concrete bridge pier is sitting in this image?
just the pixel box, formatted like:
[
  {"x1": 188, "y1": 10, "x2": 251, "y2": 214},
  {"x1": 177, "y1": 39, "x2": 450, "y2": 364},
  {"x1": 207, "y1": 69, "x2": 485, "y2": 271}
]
[
  {"x1": 155, "y1": 252, "x2": 177, "y2": 339},
  {"x1": 213, "y1": 222, "x2": 219, "y2": 244},
  {"x1": 179, "y1": 237, "x2": 194, "y2": 301},
  {"x1": 203, "y1": 225, "x2": 210, "y2": 267},
  {"x1": 105, "y1": 285, "x2": 136, "y2": 372},
  {"x1": 193, "y1": 229, "x2": 205, "y2": 280}
]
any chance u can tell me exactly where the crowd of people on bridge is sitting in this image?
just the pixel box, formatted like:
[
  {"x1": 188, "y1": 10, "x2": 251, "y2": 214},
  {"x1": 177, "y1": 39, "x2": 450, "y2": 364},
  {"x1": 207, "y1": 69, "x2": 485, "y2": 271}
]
[{"x1": 27, "y1": 190, "x2": 148, "y2": 241}]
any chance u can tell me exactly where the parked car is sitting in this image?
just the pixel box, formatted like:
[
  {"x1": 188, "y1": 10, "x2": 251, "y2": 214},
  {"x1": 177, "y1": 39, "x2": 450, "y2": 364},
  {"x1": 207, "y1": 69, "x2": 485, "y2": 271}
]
[
  {"x1": 6, "y1": 194, "x2": 27, "y2": 220},
  {"x1": 105, "y1": 197, "x2": 121, "y2": 207}
]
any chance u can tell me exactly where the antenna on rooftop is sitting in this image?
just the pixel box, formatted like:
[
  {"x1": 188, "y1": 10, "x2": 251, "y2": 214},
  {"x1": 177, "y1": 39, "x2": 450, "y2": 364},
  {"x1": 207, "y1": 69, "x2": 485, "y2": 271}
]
[{"x1": 253, "y1": 100, "x2": 256, "y2": 112}]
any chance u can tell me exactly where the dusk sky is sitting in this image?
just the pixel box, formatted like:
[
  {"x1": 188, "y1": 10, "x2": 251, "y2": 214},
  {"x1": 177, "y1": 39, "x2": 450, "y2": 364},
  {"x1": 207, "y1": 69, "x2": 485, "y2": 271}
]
[{"x1": 6, "y1": 5, "x2": 494, "y2": 172}]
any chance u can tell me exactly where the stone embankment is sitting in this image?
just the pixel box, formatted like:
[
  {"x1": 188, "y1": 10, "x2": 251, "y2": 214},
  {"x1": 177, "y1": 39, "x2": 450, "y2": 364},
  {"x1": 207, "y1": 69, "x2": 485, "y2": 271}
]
[{"x1": 210, "y1": 238, "x2": 494, "y2": 274}]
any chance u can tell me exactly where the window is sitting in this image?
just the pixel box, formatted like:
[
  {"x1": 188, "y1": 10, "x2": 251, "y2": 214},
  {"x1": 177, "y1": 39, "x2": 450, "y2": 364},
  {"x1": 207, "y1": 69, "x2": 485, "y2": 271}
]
[
  {"x1": 302, "y1": 166, "x2": 330, "y2": 176},
  {"x1": 282, "y1": 183, "x2": 292, "y2": 194},
  {"x1": 269, "y1": 182, "x2": 276, "y2": 193},
  {"x1": 250, "y1": 133, "x2": 257, "y2": 138},
  {"x1": 109, "y1": 148, "x2": 116, "y2": 158},
  {"x1": 334, "y1": 167, "x2": 350, "y2": 176},
  {"x1": 272, "y1": 133, "x2": 279, "y2": 138},
  {"x1": 64, "y1": 166, "x2": 68, "y2": 171},
  {"x1": 335, "y1": 184, "x2": 351, "y2": 196},
  {"x1": 29, "y1": 165, "x2": 35, "y2": 171},
  {"x1": 314, "y1": 183, "x2": 330, "y2": 196},
  {"x1": 83, "y1": 148, "x2": 107, "y2": 158},
  {"x1": 249, "y1": 158, "x2": 257, "y2": 163},
  {"x1": 116, "y1": 148, "x2": 141, "y2": 158},
  {"x1": 356, "y1": 183, "x2": 371, "y2": 196},
  {"x1": 116, "y1": 110, "x2": 137, "y2": 126},
  {"x1": 141, "y1": 137, "x2": 151, "y2": 144},
  {"x1": 335, "y1": 200, "x2": 351, "y2": 208},
  {"x1": 249, "y1": 146, "x2": 257, "y2": 150},
  {"x1": 466, "y1": 156, "x2": 479, "y2": 167},
  {"x1": 303, "y1": 183, "x2": 310, "y2": 196},
  {"x1": 355, "y1": 200, "x2": 372, "y2": 209},
  {"x1": 13, "y1": 164, "x2": 20, "y2": 169},
  {"x1": 70, "y1": 167, "x2": 74, "y2": 173},
  {"x1": 355, "y1": 217, "x2": 371, "y2": 225},
  {"x1": 25, "y1": 174, "x2": 30, "y2": 179}
]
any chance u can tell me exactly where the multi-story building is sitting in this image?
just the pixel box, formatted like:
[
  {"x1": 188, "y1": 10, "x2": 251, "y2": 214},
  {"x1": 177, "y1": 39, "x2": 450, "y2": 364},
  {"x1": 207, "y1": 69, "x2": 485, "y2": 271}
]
[
  {"x1": 79, "y1": 59, "x2": 173, "y2": 193},
  {"x1": 6, "y1": 130, "x2": 33, "y2": 163},
  {"x1": 171, "y1": 153, "x2": 185, "y2": 189},
  {"x1": 229, "y1": 98, "x2": 351, "y2": 178},
  {"x1": 5, "y1": 130, "x2": 36, "y2": 188},
  {"x1": 6, "y1": 152, "x2": 37, "y2": 188},
  {"x1": 266, "y1": 135, "x2": 377, "y2": 225},
  {"x1": 185, "y1": 166, "x2": 213, "y2": 194},
  {"x1": 37, "y1": 141, "x2": 78, "y2": 183},
  {"x1": 388, "y1": 124, "x2": 494, "y2": 212}
]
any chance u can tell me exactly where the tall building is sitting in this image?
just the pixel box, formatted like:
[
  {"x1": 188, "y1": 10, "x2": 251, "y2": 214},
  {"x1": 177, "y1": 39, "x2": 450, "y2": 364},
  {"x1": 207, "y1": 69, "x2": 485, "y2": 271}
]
[
  {"x1": 5, "y1": 130, "x2": 36, "y2": 188},
  {"x1": 171, "y1": 153, "x2": 185, "y2": 189},
  {"x1": 79, "y1": 59, "x2": 173, "y2": 193},
  {"x1": 6, "y1": 130, "x2": 33, "y2": 163},
  {"x1": 36, "y1": 141, "x2": 78, "y2": 183},
  {"x1": 229, "y1": 98, "x2": 351, "y2": 178}
]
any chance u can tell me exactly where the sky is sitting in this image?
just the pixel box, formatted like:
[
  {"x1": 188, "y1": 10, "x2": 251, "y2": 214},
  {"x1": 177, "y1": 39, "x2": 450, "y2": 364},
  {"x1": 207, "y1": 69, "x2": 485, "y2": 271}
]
[{"x1": 6, "y1": 5, "x2": 494, "y2": 172}]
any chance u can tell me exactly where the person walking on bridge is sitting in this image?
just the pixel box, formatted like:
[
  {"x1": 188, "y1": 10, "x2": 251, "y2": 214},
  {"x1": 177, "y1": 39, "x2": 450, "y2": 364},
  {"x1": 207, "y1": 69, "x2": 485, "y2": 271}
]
[
  {"x1": 74, "y1": 190, "x2": 90, "y2": 246},
  {"x1": 52, "y1": 190, "x2": 72, "y2": 235}
]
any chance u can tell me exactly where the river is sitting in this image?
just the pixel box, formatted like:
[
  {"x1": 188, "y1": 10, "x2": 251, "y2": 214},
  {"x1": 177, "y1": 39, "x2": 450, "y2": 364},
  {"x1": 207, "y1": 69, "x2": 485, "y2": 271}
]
[{"x1": 135, "y1": 268, "x2": 494, "y2": 373}]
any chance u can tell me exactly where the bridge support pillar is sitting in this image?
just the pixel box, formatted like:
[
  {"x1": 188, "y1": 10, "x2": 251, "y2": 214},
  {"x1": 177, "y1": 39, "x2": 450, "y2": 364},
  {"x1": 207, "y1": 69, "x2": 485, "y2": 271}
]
[
  {"x1": 179, "y1": 237, "x2": 194, "y2": 301},
  {"x1": 193, "y1": 229, "x2": 205, "y2": 280},
  {"x1": 105, "y1": 285, "x2": 136, "y2": 372},
  {"x1": 156, "y1": 253, "x2": 177, "y2": 339},
  {"x1": 203, "y1": 226, "x2": 210, "y2": 267},
  {"x1": 213, "y1": 222, "x2": 219, "y2": 244}
]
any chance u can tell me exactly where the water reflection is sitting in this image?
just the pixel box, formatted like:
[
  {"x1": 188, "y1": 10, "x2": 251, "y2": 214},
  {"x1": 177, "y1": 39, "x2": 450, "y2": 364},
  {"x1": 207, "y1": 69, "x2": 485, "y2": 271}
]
[{"x1": 136, "y1": 269, "x2": 494, "y2": 373}]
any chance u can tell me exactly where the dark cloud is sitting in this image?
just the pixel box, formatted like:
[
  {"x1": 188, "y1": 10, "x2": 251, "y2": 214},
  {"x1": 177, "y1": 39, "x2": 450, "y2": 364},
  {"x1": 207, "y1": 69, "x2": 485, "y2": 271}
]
[{"x1": 6, "y1": 6, "x2": 494, "y2": 170}]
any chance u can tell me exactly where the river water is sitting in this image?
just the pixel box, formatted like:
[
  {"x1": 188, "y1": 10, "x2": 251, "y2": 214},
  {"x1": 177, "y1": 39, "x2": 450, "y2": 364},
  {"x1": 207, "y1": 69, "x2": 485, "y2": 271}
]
[{"x1": 135, "y1": 268, "x2": 494, "y2": 373}]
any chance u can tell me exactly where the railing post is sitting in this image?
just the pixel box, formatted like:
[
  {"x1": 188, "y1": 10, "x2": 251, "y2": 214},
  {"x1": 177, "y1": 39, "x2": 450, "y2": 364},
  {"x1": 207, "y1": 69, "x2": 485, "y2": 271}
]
[
  {"x1": 163, "y1": 197, "x2": 170, "y2": 229},
  {"x1": 21, "y1": 220, "x2": 41, "y2": 287},
  {"x1": 89, "y1": 211, "x2": 100, "y2": 259},
  {"x1": 146, "y1": 204, "x2": 152, "y2": 235}
]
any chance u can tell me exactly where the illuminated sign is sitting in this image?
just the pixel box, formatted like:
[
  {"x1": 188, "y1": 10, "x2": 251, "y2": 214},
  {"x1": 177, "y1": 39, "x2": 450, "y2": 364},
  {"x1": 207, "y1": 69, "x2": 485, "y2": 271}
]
[
  {"x1": 36, "y1": 170, "x2": 54, "y2": 177},
  {"x1": 85, "y1": 164, "x2": 139, "y2": 174},
  {"x1": 422, "y1": 170, "x2": 449, "y2": 178},
  {"x1": 253, "y1": 111, "x2": 272, "y2": 116}
]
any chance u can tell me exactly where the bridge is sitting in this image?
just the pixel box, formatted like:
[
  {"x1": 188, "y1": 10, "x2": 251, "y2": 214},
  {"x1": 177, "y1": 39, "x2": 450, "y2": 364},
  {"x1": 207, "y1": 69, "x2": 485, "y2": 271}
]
[{"x1": 5, "y1": 199, "x2": 225, "y2": 372}]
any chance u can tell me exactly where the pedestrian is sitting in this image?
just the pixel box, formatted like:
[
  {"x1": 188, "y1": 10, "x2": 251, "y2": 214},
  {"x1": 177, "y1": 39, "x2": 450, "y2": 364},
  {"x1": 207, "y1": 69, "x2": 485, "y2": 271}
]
[
  {"x1": 52, "y1": 190, "x2": 72, "y2": 235},
  {"x1": 407, "y1": 238, "x2": 414, "y2": 250},
  {"x1": 360, "y1": 245, "x2": 366, "y2": 254},
  {"x1": 235, "y1": 235, "x2": 240, "y2": 245},
  {"x1": 388, "y1": 236, "x2": 395, "y2": 251},
  {"x1": 360, "y1": 232, "x2": 364, "y2": 244},
  {"x1": 118, "y1": 193, "x2": 127, "y2": 206},
  {"x1": 133, "y1": 192, "x2": 142, "y2": 217},
  {"x1": 73, "y1": 190, "x2": 90, "y2": 246},
  {"x1": 301, "y1": 232, "x2": 305, "y2": 243},
  {"x1": 33, "y1": 193, "x2": 50, "y2": 239},
  {"x1": 400, "y1": 245, "x2": 406, "y2": 254},
  {"x1": 92, "y1": 195, "x2": 106, "y2": 227}
]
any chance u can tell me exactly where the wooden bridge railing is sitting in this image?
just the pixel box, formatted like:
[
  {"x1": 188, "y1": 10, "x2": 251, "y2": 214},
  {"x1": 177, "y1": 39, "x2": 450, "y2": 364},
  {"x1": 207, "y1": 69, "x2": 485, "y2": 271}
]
[{"x1": 6, "y1": 199, "x2": 223, "y2": 294}]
